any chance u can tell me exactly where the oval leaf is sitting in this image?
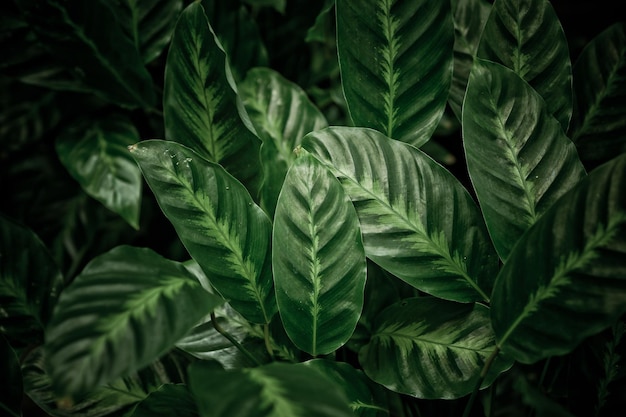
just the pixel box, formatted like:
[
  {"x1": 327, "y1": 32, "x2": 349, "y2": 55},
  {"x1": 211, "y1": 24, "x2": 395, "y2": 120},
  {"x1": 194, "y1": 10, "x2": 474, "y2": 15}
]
[
  {"x1": 336, "y1": 0, "x2": 454, "y2": 146},
  {"x1": 45, "y1": 245, "x2": 223, "y2": 398},
  {"x1": 492, "y1": 154, "x2": 626, "y2": 364},
  {"x1": 463, "y1": 59, "x2": 586, "y2": 260},
  {"x1": 129, "y1": 140, "x2": 276, "y2": 324},
  {"x1": 302, "y1": 127, "x2": 497, "y2": 303},
  {"x1": 477, "y1": 0, "x2": 572, "y2": 129},
  {"x1": 359, "y1": 297, "x2": 513, "y2": 399},
  {"x1": 273, "y1": 153, "x2": 366, "y2": 356}
]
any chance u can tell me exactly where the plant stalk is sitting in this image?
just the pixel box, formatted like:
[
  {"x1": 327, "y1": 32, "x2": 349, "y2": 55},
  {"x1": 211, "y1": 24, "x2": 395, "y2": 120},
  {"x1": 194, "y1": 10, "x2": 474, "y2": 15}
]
[
  {"x1": 211, "y1": 312, "x2": 262, "y2": 366},
  {"x1": 462, "y1": 346, "x2": 501, "y2": 417}
]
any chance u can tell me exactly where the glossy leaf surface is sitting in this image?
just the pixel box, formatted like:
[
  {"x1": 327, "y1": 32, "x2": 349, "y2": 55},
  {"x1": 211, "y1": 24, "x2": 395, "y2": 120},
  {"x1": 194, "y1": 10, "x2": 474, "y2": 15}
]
[
  {"x1": 130, "y1": 140, "x2": 276, "y2": 323},
  {"x1": 56, "y1": 115, "x2": 143, "y2": 230},
  {"x1": 188, "y1": 361, "x2": 355, "y2": 417},
  {"x1": 359, "y1": 297, "x2": 513, "y2": 399},
  {"x1": 45, "y1": 245, "x2": 222, "y2": 397},
  {"x1": 240, "y1": 67, "x2": 328, "y2": 216},
  {"x1": 477, "y1": 0, "x2": 572, "y2": 129},
  {"x1": 492, "y1": 154, "x2": 626, "y2": 364},
  {"x1": 463, "y1": 59, "x2": 586, "y2": 260},
  {"x1": 163, "y1": 1, "x2": 261, "y2": 189},
  {"x1": 273, "y1": 153, "x2": 366, "y2": 356},
  {"x1": 302, "y1": 127, "x2": 497, "y2": 302},
  {"x1": 336, "y1": 0, "x2": 454, "y2": 146}
]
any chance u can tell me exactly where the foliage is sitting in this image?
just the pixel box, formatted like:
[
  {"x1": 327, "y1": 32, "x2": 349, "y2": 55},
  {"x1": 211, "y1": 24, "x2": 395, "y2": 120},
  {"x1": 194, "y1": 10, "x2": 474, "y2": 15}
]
[{"x1": 1, "y1": 0, "x2": 625, "y2": 416}]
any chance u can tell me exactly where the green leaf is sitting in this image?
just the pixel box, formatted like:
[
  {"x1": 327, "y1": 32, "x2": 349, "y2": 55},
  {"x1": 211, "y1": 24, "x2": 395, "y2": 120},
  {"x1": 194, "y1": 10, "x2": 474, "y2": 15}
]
[
  {"x1": 163, "y1": 1, "x2": 261, "y2": 190},
  {"x1": 336, "y1": 0, "x2": 454, "y2": 146},
  {"x1": 0, "y1": 214, "x2": 63, "y2": 348},
  {"x1": 0, "y1": 335, "x2": 22, "y2": 417},
  {"x1": 273, "y1": 153, "x2": 366, "y2": 356},
  {"x1": 477, "y1": 0, "x2": 572, "y2": 129},
  {"x1": 129, "y1": 140, "x2": 276, "y2": 324},
  {"x1": 492, "y1": 154, "x2": 626, "y2": 364},
  {"x1": 188, "y1": 361, "x2": 356, "y2": 417},
  {"x1": 569, "y1": 22, "x2": 626, "y2": 170},
  {"x1": 44, "y1": 245, "x2": 223, "y2": 398},
  {"x1": 463, "y1": 59, "x2": 587, "y2": 260},
  {"x1": 56, "y1": 115, "x2": 143, "y2": 230},
  {"x1": 302, "y1": 127, "x2": 497, "y2": 303},
  {"x1": 15, "y1": 0, "x2": 156, "y2": 109},
  {"x1": 240, "y1": 67, "x2": 328, "y2": 217},
  {"x1": 128, "y1": 384, "x2": 198, "y2": 417},
  {"x1": 359, "y1": 297, "x2": 513, "y2": 399}
]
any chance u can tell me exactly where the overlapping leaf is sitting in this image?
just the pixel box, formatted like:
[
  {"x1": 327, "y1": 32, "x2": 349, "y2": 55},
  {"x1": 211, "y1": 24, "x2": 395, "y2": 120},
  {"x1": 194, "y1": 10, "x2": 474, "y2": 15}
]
[
  {"x1": 492, "y1": 154, "x2": 626, "y2": 364},
  {"x1": 128, "y1": 384, "x2": 198, "y2": 417},
  {"x1": 302, "y1": 127, "x2": 497, "y2": 302},
  {"x1": 477, "y1": 0, "x2": 572, "y2": 129},
  {"x1": 336, "y1": 0, "x2": 454, "y2": 147},
  {"x1": 1, "y1": 335, "x2": 22, "y2": 417},
  {"x1": 273, "y1": 153, "x2": 366, "y2": 356},
  {"x1": 463, "y1": 59, "x2": 586, "y2": 260},
  {"x1": 359, "y1": 297, "x2": 512, "y2": 399},
  {"x1": 129, "y1": 140, "x2": 276, "y2": 324},
  {"x1": 44, "y1": 245, "x2": 222, "y2": 397}
]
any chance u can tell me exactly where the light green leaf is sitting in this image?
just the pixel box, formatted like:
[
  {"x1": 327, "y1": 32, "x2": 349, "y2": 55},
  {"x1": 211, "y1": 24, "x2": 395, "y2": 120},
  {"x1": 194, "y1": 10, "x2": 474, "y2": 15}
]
[
  {"x1": 359, "y1": 297, "x2": 513, "y2": 399},
  {"x1": 188, "y1": 361, "x2": 356, "y2": 417},
  {"x1": 240, "y1": 67, "x2": 328, "y2": 217},
  {"x1": 0, "y1": 335, "x2": 22, "y2": 417},
  {"x1": 273, "y1": 153, "x2": 366, "y2": 356},
  {"x1": 302, "y1": 127, "x2": 497, "y2": 303},
  {"x1": 463, "y1": 59, "x2": 586, "y2": 260},
  {"x1": 477, "y1": 0, "x2": 572, "y2": 129},
  {"x1": 492, "y1": 154, "x2": 626, "y2": 364},
  {"x1": 44, "y1": 245, "x2": 223, "y2": 397},
  {"x1": 128, "y1": 384, "x2": 198, "y2": 417},
  {"x1": 336, "y1": 0, "x2": 454, "y2": 146},
  {"x1": 129, "y1": 140, "x2": 276, "y2": 324},
  {"x1": 56, "y1": 115, "x2": 143, "y2": 230},
  {"x1": 163, "y1": 1, "x2": 261, "y2": 190}
]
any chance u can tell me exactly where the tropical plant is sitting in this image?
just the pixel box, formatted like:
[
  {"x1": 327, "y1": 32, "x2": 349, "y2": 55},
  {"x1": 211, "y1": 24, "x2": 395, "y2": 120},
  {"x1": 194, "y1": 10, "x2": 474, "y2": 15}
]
[{"x1": 1, "y1": 0, "x2": 625, "y2": 416}]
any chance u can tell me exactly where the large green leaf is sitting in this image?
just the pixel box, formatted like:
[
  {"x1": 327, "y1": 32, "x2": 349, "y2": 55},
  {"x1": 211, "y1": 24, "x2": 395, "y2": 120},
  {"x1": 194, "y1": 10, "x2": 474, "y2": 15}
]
[
  {"x1": 15, "y1": 0, "x2": 156, "y2": 109},
  {"x1": 273, "y1": 153, "x2": 366, "y2": 356},
  {"x1": 569, "y1": 22, "x2": 626, "y2": 170},
  {"x1": 302, "y1": 127, "x2": 497, "y2": 303},
  {"x1": 359, "y1": 297, "x2": 513, "y2": 399},
  {"x1": 188, "y1": 361, "x2": 355, "y2": 417},
  {"x1": 240, "y1": 67, "x2": 328, "y2": 217},
  {"x1": 336, "y1": 0, "x2": 454, "y2": 147},
  {"x1": 476, "y1": 0, "x2": 572, "y2": 129},
  {"x1": 492, "y1": 154, "x2": 626, "y2": 364},
  {"x1": 128, "y1": 384, "x2": 198, "y2": 417},
  {"x1": 44, "y1": 245, "x2": 223, "y2": 398},
  {"x1": 0, "y1": 214, "x2": 63, "y2": 348},
  {"x1": 163, "y1": 1, "x2": 261, "y2": 190},
  {"x1": 129, "y1": 140, "x2": 276, "y2": 324},
  {"x1": 56, "y1": 115, "x2": 143, "y2": 230},
  {"x1": 463, "y1": 59, "x2": 586, "y2": 260},
  {"x1": 1, "y1": 335, "x2": 22, "y2": 417}
]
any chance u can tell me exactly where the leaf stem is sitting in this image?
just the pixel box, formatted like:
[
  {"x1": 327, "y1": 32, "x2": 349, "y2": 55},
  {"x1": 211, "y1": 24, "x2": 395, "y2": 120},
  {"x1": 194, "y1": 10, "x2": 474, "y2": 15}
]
[
  {"x1": 263, "y1": 323, "x2": 275, "y2": 360},
  {"x1": 211, "y1": 312, "x2": 262, "y2": 366},
  {"x1": 462, "y1": 346, "x2": 500, "y2": 417}
]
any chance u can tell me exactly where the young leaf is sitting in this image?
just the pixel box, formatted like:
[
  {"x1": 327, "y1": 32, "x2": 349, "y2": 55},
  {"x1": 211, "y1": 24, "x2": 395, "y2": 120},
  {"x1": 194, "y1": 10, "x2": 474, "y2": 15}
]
[
  {"x1": 463, "y1": 59, "x2": 586, "y2": 261},
  {"x1": 240, "y1": 67, "x2": 328, "y2": 217},
  {"x1": 0, "y1": 335, "x2": 22, "y2": 417},
  {"x1": 569, "y1": 22, "x2": 626, "y2": 170},
  {"x1": 44, "y1": 245, "x2": 223, "y2": 398},
  {"x1": 359, "y1": 297, "x2": 513, "y2": 399},
  {"x1": 302, "y1": 127, "x2": 497, "y2": 303},
  {"x1": 163, "y1": 1, "x2": 261, "y2": 190},
  {"x1": 336, "y1": 0, "x2": 454, "y2": 147},
  {"x1": 56, "y1": 115, "x2": 143, "y2": 230},
  {"x1": 492, "y1": 154, "x2": 626, "y2": 364},
  {"x1": 273, "y1": 153, "x2": 366, "y2": 356},
  {"x1": 477, "y1": 0, "x2": 572, "y2": 129},
  {"x1": 129, "y1": 140, "x2": 276, "y2": 324},
  {"x1": 188, "y1": 361, "x2": 355, "y2": 417}
]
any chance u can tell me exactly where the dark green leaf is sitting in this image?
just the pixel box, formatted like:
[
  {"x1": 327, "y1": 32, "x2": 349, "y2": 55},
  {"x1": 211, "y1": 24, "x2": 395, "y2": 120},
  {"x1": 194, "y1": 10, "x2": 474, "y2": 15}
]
[
  {"x1": 45, "y1": 245, "x2": 223, "y2": 397},
  {"x1": 128, "y1": 384, "x2": 198, "y2": 417},
  {"x1": 0, "y1": 335, "x2": 22, "y2": 417},
  {"x1": 129, "y1": 140, "x2": 276, "y2": 324},
  {"x1": 492, "y1": 154, "x2": 626, "y2": 364},
  {"x1": 273, "y1": 153, "x2": 366, "y2": 356},
  {"x1": 302, "y1": 127, "x2": 497, "y2": 302},
  {"x1": 242, "y1": 0, "x2": 286, "y2": 14},
  {"x1": 336, "y1": 0, "x2": 454, "y2": 146},
  {"x1": 463, "y1": 59, "x2": 586, "y2": 260}
]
